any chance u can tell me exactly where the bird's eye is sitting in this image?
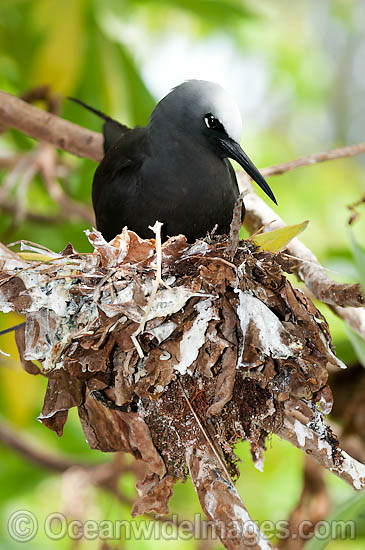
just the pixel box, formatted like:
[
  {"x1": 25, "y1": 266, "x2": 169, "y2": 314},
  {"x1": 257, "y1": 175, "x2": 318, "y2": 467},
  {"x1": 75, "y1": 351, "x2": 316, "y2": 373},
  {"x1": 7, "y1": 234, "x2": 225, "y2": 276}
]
[{"x1": 204, "y1": 113, "x2": 222, "y2": 130}]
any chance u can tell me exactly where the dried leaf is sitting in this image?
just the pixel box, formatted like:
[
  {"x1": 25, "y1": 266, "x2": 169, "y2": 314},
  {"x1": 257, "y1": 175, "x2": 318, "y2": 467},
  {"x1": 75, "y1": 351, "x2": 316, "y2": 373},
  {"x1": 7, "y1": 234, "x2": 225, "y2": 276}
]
[
  {"x1": 131, "y1": 473, "x2": 176, "y2": 517},
  {"x1": 14, "y1": 323, "x2": 40, "y2": 375},
  {"x1": 207, "y1": 347, "x2": 237, "y2": 416},
  {"x1": 38, "y1": 368, "x2": 83, "y2": 436}
]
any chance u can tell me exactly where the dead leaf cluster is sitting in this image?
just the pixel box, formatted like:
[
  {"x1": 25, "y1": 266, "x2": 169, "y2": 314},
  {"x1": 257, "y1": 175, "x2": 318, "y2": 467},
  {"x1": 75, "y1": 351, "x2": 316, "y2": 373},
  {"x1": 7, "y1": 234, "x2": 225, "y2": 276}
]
[{"x1": 0, "y1": 228, "x2": 363, "y2": 521}]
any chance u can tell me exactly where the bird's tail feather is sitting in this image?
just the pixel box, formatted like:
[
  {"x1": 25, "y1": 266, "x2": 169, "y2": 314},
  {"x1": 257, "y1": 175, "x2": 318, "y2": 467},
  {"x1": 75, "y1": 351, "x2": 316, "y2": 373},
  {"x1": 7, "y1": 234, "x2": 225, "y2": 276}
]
[
  {"x1": 68, "y1": 97, "x2": 130, "y2": 153},
  {"x1": 68, "y1": 97, "x2": 116, "y2": 123}
]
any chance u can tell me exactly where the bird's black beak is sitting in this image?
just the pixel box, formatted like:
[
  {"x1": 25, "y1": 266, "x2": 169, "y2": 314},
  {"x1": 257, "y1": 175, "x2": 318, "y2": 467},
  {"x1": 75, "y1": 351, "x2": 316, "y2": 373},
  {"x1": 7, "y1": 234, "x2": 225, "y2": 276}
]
[{"x1": 220, "y1": 138, "x2": 277, "y2": 205}]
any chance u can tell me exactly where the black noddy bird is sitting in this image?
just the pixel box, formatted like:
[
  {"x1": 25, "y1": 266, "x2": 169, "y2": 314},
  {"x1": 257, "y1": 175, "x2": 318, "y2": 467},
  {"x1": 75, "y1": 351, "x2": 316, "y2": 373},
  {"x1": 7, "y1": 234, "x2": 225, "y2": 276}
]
[
  {"x1": 0, "y1": 82, "x2": 277, "y2": 338},
  {"x1": 71, "y1": 80, "x2": 277, "y2": 243}
]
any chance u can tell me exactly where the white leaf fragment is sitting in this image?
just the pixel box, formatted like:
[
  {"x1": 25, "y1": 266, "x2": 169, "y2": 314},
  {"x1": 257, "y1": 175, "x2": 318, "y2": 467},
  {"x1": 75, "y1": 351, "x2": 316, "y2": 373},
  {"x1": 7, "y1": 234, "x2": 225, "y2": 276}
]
[
  {"x1": 286, "y1": 417, "x2": 365, "y2": 490},
  {"x1": 0, "y1": 302, "x2": 13, "y2": 314},
  {"x1": 85, "y1": 228, "x2": 129, "y2": 265},
  {"x1": 147, "y1": 287, "x2": 209, "y2": 321},
  {"x1": 174, "y1": 298, "x2": 217, "y2": 375},
  {"x1": 182, "y1": 241, "x2": 211, "y2": 258},
  {"x1": 318, "y1": 330, "x2": 347, "y2": 369},
  {"x1": 236, "y1": 291, "x2": 297, "y2": 363},
  {"x1": 148, "y1": 321, "x2": 177, "y2": 344}
]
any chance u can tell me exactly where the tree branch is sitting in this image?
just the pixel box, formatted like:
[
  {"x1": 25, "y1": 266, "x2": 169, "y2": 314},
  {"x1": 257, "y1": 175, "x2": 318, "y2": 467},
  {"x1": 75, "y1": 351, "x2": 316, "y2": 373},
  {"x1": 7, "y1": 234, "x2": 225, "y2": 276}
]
[
  {"x1": 0, "y1": 418, "x2": 85, "y2": 472},
  {"x1": 276, "y1": 414, "x2": 365, "y2": 491},
  {"x1": 261, "y1": 143, "x2": 365, "y2": 178},
  {"x1": 0, "y1": 418, "x2": 133, "y2": 505},
  {"x1": 187, "y1": 442, "x2": 276, "y2": 550},
  {"x1": 0, "y1": 197, "x2": 66, "y2": 224},
  {"x1": 0, "y1": 90, "x2": 103, "y2": 161},
  {"x1": 238, "y1": 173, "x2": 365, "y2": 337}
]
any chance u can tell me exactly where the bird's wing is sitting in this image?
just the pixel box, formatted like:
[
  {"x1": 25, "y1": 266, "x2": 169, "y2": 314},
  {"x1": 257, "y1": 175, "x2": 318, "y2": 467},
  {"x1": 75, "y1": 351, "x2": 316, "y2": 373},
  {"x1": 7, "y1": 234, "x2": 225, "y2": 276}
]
[
  {"x1": 92, "y1": 128, "x2": 147, "y2": 241},
  {"x1": 68, "y1": 97, "x2": 131, "y2": 153}
]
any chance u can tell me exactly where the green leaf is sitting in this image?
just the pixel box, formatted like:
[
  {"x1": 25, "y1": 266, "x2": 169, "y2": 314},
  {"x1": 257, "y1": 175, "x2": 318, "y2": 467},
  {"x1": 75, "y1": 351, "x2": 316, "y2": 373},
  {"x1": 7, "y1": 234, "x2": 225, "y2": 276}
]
[
  {"x1": 305, "y1": 491, "x2": 365, "y2": 550},
  {"x1": 250, "y1": 221, "x2": 309, "y2": 252},
  {"x1": 17, "y1": 252, "x2": 55, "y2": 262}
]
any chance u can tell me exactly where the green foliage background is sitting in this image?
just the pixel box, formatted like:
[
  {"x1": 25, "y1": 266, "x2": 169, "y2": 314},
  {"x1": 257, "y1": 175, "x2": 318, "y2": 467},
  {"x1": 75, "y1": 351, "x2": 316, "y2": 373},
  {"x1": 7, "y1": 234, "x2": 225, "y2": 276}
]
[{"x1": 0, "y1": 1, "x2": 365, "y2": 549}]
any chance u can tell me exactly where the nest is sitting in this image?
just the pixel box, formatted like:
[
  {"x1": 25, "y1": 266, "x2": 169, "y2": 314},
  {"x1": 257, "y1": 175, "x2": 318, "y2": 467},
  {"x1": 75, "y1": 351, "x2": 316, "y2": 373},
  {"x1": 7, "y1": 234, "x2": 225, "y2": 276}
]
[{"x1": 0, "y1": 226, "x2": 363, "y2": 539}]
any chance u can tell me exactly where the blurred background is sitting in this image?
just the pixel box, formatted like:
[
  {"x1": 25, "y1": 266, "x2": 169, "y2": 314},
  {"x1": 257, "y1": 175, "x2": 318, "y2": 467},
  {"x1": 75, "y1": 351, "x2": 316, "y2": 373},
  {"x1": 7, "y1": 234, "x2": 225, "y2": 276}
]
[{"x1": 0, "y1": 0, "x2": 365, "y2": 549}]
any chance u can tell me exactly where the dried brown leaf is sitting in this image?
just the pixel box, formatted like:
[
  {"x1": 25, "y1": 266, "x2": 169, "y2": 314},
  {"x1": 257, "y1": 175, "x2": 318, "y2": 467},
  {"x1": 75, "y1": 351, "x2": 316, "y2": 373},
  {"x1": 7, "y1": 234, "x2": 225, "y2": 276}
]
[
  {"x1": 38, "y1": 368, "x2": 83, "y2": 436},
  {"x1": 131, "y1": 473, "x2": 176, "y2": 517}
]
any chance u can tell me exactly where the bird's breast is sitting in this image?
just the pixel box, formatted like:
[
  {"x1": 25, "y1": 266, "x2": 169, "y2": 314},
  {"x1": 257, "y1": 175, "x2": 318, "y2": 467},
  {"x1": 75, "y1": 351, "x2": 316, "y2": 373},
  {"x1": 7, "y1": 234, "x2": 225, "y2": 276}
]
[{"x1": 140, "y1": 145, "x2": 239, "y2": 239}]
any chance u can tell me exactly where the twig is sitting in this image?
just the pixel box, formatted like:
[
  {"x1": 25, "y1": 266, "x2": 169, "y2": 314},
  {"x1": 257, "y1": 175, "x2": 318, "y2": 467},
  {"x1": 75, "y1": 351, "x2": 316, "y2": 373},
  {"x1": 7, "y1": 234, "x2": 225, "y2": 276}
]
[
  {"x1": 261, "y1": 142, "x2": 365, "y2": 177},
  {"x1": 37, "y1": 142, "x2": 94, "y2": 223},
  {"x1": 278, "y1": 457, "x2": 329, "y2": 550},
  {"x1": 178, "y1": 255, "x2": 236, "y2": 269},
  {"x1": 331, "y1": 304, "x2": 365, "y2": 340},
  {"x1": 0, "y1": 199, "x2": 73, "y2": 225},
  {"x1": 0, "y1": 155, "x2": 23, "y2": 169},
  {"x1": 0, "y1": 418, "x2": 89, "y2": 473},
  {"x1": 225, "y1": 194, "x2": 243, "y2": 259},
  {"x1": 8, "y1": 239, "x2": 58, "y2": 254},
  {"x1": 1, "y1": 139, "x2": 94, "y2": 231},
  {"x1": 0, "y1": 150, "x2": 37, "y2": 201},
  {"x1": 347, "y1": 194, "x2": 365, "y2": 225},
  {"x1": 281, "y1": 253, "x2": 338, "y2": 273},
  {"x1": 177, "y1": 379, "x2": 232, "y2": 481}
]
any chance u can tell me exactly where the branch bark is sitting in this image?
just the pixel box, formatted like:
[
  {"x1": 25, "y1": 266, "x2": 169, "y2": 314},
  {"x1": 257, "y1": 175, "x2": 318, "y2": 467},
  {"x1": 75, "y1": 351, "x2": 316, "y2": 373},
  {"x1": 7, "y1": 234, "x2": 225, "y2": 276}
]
[
  {"x1": 276, "y1": 414, "x2": 365, "y2": 490},
  {"x1": 0, "y1": 90, "x2": 103, "y2": 161},
  {"x1": 0, "y1": 418, "x2": 134, "y2": 505},
  {"x1": 187, "y1": 442, "x2": 275, "y2": 550},
  {"x1": 0, "y1": 418, "x2": 85, "y2": 472},
  {"x1": 261, "y1": 143, "x2": 365, "y2": 177}
]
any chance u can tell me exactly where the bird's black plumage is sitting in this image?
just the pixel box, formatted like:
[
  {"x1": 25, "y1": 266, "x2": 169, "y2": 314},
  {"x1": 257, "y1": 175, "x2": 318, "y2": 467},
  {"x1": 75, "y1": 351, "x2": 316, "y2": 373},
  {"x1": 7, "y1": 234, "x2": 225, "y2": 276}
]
[
  {"x1": 93, "y1": 126, "x2": 241, "y2": 242},
  {"x1": 72, "y1": 80, "x2": 276, "y2": 242}
]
